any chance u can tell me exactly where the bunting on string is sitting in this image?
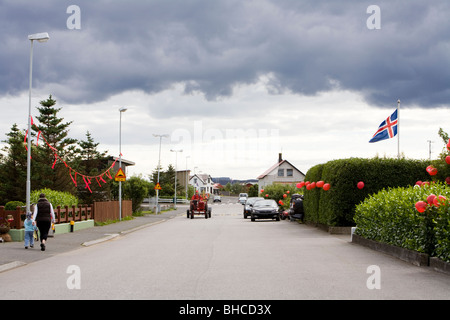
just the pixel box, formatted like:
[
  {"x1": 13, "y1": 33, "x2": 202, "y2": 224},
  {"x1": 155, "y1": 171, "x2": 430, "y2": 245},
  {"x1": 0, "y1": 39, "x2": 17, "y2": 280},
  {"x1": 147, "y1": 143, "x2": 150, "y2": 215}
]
[{"x1": 24, "y1": 116, "x2": 119, "y2": 193}]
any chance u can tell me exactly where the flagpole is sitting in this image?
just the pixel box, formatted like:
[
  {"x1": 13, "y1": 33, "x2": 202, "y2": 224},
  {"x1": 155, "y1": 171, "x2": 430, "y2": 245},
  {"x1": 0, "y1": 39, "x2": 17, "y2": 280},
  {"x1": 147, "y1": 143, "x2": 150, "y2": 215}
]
[{"x1": 397, "y1": 99, "x2": 400, "y2": 159}]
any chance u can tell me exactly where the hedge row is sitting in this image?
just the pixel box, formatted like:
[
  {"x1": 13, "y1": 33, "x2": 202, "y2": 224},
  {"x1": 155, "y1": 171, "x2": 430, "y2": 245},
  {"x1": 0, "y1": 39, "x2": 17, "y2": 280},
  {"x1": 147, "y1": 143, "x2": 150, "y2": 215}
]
[
  {"x1": 354, "y1": 183, "x2": 450, "y2": 263},
  {"x1": 303, "y1": 157, "x2": 430, "y2": 226}
]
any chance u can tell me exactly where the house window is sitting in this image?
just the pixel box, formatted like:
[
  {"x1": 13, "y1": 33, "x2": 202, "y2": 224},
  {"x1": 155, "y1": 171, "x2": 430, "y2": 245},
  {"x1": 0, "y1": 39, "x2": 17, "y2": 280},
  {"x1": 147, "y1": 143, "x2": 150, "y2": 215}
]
[
  {"x1": 287, "y1": 169, "x2": 293, "y2": 177},
  {"x1": 278, "y1": 168, "x2": 284, "y2": 177}
]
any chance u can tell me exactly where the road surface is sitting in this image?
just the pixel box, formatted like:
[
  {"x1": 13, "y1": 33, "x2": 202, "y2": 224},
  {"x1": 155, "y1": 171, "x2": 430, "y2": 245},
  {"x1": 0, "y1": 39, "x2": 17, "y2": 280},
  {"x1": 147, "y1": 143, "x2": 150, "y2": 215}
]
[{"x1": 0, "y1": 200, "x2": 449, "y2": 300}]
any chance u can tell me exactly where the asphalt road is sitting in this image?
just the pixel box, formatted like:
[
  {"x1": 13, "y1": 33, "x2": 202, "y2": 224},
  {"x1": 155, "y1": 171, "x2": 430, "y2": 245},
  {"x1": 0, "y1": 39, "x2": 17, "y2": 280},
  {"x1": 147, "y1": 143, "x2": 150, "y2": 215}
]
[{"x1": 0, "y1": 199, "x2": 449, "y2": 300}]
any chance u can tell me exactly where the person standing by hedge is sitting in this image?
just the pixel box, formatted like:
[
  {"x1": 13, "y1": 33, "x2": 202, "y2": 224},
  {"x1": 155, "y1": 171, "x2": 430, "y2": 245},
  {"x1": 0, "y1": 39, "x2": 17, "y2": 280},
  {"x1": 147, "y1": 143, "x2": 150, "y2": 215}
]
[{"x1": 32, "y1": 193, "x2": 55, "y2": 251}]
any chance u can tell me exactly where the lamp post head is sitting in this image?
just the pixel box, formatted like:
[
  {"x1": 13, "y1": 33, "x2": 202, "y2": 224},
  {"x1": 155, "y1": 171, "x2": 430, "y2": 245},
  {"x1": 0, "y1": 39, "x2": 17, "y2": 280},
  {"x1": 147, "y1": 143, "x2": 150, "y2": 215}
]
[
  {"x1": 119, "y1": 107, "x2": 128, "y2": 112},
  {"x1": 28, "y1": 32, "x2": 50, "y2": 42}
]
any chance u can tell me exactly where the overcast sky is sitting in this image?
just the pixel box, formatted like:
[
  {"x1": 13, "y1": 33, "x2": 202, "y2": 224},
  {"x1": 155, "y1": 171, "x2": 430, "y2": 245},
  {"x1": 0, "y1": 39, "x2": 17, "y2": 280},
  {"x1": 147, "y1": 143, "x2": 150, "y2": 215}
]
[{"x1": 0, "y1": 0, "x2": 449, "y2": 181}]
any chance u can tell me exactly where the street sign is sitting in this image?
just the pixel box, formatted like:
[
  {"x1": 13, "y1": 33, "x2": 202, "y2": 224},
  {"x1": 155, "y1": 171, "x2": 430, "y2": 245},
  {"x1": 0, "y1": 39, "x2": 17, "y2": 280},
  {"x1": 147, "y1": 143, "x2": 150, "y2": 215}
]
[
  {"x1": 115, "y1": 168, "x2": 126, "y2": 182},
  {"x1": 155, "y1": 183, "x2": 162, "y2": 190}
]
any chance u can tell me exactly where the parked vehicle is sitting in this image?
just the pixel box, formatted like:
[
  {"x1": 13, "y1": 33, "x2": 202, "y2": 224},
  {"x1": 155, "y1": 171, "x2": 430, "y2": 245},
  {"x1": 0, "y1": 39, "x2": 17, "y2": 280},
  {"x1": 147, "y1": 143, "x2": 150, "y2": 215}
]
[
  {"x1": 289, "y1": 194, "x2": 304, "y2": 221},
  {"x1": 243, "y1": 197, "x2": 264, "y2": 219},
  {"x1": 213, "y1": 195, "x2": 221, "y2": 202},
  {"x1": 238, "y1": 193, "x2": 248, "y2": 205},
  {"x1": 250, "y1": 199, "x2": 280, "y2": 221}
]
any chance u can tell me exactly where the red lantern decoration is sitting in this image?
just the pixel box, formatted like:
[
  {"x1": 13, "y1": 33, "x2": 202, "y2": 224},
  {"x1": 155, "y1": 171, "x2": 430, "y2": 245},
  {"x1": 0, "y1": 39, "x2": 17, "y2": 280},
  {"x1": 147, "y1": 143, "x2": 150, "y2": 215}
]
[
  {"x1": 415, "y1": 181, "x2": 422, "y2": 186},
  {"x1": 260, "y1": 189, "x2": 264, "y2": 193},
  {"x1": 447, "y1": 139, "x2": 450, "y2": 150},
  {"x1": 296, "y1": 182, "x2": 304, "y2": 188},
  {"x1": 415, "y1": 201, "x2": 427, "y2": 213},
  {"x1": 310, "y1": 182, "x2": 316, "y2": 189},
  {"x1": 357, "y1": 181, "x2": 364, "y2": 189},
  {"x1": 286, "y1": 190, "x2": 290, "y2": 194},
  {"x1": 283, "y1": 194, "x2": 287, "y2": 198},
  {"x1": 323, "y1": 183, "x2": 330, "y2": 191},
  {"x1": 265, "y1": 194, "x2": 269, "y2": 197},
  {"x1": 316, "y1": 181, "x2": 324, "y2": 188},
  {"x1": 278, "y1": 200, "x2": 284, "y2": 205}
]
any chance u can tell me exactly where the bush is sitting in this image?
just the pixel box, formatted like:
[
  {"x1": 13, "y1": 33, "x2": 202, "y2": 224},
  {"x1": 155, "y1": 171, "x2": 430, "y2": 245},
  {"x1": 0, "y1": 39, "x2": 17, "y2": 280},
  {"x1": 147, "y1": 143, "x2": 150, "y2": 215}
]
[
  {"x1": 5, "y1": 201, "x2": 25, "y2": 211},
  {"x1": 354, "y1": 182, "x2": 450, "y2": 262},
  {"x1": 260, "y1": 184, "x2": 298, "y2": 210},
  {"x1": 31, "y1": 188, "x2": 78, "y2": 208},
  {"x1": 122, "y1": 175, "x2": 152, "y2": 213},
  {"x1": 303, "y1": 157, "x2": 429, "y2": 226}
]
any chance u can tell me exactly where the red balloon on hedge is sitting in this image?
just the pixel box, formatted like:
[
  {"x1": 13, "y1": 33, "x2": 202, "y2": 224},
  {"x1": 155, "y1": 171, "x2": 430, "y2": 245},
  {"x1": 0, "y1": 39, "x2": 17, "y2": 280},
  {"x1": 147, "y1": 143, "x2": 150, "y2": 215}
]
[
  {"x1": 323, "y1": 183, "x2": 330, "y2": 191},
  {"x1": 283, "y1": 194, "x2": 287, "y2": 198},
  {"x1": 316, "y1": 181, "x2": 324, "y2": 188},
  {"x1": 426, "y1": 165, "x2": 438, "y2": 176},
  {"x1": 415, "y1": 201, "x2": 427, "y2": 213},
  {"x1": 426, "y1": 194, "x2": 436, "y2": 205},
  {"x1": 357, "y1": 181, "x2": 364, "y2": 189},
  {"x1": 446, "y1": 156, "x2": 450, "y2": 165}
]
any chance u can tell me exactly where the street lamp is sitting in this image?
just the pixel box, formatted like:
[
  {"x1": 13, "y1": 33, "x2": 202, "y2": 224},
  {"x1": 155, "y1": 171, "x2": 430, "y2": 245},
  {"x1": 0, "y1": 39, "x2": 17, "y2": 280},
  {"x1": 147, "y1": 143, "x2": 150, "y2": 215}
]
[
  {"x1": 185, "y1": 155, "x2": 190, "y2": 200},
  {"x1": 170, "y1": 149, "x2": 183, "y2": 209},
  {"x1": 118, "y1": 107, "x2": 127, "y2": 221},
  {"x1": 153, "y1": 134, "x2": 168, "y2": 214},
  {"x1": 26, "y1": 32, "x2": 49, "y2": 214}
]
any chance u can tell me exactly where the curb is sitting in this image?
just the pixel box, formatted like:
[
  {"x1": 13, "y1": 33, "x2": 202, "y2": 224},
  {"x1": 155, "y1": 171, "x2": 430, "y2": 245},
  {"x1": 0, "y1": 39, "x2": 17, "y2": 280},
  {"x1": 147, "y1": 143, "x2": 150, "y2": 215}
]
[
  {"x1": 81, "y1": 219, "x2": 168, "y2": 247},
  {"x1": 0, "y1": 261, "x2": 26, "y2": 274}
]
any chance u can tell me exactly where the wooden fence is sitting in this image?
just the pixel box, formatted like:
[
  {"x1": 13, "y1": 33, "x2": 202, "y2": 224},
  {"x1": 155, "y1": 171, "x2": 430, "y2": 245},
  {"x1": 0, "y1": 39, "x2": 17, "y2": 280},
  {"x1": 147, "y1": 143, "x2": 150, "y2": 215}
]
[{"x1": 0, "y1": 200, "x2": 132, "y2": 229}]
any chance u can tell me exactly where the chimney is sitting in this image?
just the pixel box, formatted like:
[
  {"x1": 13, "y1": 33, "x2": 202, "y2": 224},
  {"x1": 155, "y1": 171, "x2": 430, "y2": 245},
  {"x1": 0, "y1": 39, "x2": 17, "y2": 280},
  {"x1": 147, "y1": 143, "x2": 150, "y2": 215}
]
[{"x1": 278, "y1": 153, "x2": 282, "y2": 163}]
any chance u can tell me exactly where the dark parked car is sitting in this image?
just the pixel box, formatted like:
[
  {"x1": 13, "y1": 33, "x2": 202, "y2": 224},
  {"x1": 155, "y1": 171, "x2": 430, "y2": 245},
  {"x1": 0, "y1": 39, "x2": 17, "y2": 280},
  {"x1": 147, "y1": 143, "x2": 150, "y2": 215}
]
[
  {"x1": 243, "y1": 197, "x2": 264, "y2": 219},
  {"x1": 250, "y1": 199, "x2": 280, "y2": 221},
  {"x1": 289, "y1": 194, "x2": 304, "y2": 221}
]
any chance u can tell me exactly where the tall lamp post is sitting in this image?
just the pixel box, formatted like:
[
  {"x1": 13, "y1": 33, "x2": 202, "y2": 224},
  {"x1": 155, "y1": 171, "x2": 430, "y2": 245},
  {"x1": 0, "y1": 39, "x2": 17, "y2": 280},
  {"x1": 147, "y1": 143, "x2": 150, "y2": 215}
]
[
  {"x1": 118, "y1": 107, "x2": 127, "y2": 221},
  {"x1": 153, "y1": 134, "x2": 168, "y2": 214},
  {"x1": 26, "y1": 32, "x2": 49, "y2": 214},
  {"x1": 170, "y1": 149, "x2": 183, "y2": 209},
  {"x1": 185, "y1": 155, "x2": 190, "y2": 201}
]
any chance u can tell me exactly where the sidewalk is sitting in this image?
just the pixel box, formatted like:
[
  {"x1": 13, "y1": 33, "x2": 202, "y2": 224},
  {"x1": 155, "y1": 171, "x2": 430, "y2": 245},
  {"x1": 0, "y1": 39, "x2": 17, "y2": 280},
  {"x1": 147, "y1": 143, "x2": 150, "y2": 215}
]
[{"x1": 0, "y1": 207, "x2": 186, "y2": 273}]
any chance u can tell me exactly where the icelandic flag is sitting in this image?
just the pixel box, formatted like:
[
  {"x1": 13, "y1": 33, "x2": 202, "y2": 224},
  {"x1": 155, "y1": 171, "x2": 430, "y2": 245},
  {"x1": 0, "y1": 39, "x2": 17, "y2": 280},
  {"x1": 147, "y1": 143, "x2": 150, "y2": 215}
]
[{"x1": 369, "y1": 109, "x2": 398, "y2": 143}]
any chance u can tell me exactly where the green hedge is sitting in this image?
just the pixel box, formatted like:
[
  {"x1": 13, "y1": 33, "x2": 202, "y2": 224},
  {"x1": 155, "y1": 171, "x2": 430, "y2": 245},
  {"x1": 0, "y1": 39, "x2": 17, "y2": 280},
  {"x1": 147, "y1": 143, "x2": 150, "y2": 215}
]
[
  {"x1": 31, "y1": 188, "x2": 78, "y2": 208},
  {"x1": 354, "y1": 183, "x2": 450, "y2": 262},
  {"x1": 303, "y1": 157, "x2": 430, "y2": 226}
]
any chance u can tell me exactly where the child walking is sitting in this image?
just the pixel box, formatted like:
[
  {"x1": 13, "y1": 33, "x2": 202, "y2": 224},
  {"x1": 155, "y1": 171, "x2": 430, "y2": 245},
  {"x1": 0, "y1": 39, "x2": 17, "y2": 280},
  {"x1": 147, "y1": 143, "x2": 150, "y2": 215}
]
[{"x1": 24, "y1": 212, "x2": 36, "y2": 249}]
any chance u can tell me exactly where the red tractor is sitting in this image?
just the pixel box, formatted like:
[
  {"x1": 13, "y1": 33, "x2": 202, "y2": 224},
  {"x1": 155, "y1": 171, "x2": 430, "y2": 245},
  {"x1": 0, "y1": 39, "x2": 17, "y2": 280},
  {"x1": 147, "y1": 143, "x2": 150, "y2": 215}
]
[{"x1": 187, "y1": 197, "x2": 211, "y2": 219}]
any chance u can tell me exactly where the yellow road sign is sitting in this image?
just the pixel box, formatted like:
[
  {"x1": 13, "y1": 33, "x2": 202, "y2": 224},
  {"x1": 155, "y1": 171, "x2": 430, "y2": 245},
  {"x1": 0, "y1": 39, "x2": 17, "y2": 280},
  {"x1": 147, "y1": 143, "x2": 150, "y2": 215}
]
[
  {"x1": 115, "y1": 168, "x2": 126, "y2": 182},
  {"x1": 155, "y1": 183, "x2": 162, "y2": 190}
]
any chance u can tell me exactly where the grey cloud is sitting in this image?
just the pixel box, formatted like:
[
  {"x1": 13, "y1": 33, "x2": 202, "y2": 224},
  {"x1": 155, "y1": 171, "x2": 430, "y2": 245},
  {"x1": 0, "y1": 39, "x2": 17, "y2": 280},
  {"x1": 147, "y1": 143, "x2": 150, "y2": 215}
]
[{"x1": 1, "y1": 0, "x2": 449, "y2": 113}]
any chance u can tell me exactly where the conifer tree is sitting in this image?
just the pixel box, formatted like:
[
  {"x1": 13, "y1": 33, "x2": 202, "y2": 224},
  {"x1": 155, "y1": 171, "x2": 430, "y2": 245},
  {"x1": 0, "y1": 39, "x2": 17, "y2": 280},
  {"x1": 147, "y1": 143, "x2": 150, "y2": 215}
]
[
  {"x1": 0, "y1": 124, "x2": 28, "y2": 203},
  {"x1": 31, "y1": 95, "x2": 78, "y2": 192}
]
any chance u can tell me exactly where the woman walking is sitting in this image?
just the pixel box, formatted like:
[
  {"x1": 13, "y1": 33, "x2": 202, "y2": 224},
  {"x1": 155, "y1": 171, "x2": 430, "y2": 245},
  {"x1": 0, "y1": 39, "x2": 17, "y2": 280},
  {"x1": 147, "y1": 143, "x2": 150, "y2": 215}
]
[{"x1": 32, "y1": 193, "x2": 55, "y2": 251}]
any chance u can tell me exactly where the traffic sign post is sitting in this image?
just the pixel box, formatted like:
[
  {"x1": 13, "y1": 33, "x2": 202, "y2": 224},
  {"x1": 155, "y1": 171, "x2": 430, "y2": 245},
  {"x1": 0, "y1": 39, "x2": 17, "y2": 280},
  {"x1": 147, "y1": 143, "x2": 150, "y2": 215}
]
[{"x1": 115, "y1": 168, "x2": 126, "y2": 182}]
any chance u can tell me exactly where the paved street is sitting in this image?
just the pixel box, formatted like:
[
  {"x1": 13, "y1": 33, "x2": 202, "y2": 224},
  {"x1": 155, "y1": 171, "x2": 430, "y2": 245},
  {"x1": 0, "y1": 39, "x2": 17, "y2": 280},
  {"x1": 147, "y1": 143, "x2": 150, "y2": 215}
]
[{"x1": 0, "y1": 200, "x2": 449, "y2": 300}]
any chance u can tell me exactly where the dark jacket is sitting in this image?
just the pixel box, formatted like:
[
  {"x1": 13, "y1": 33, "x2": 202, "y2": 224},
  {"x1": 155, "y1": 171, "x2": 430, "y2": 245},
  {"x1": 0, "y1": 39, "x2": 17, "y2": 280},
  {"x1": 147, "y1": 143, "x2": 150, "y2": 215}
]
[{"x1": 35, "y1": 198, "x2": 52, "y2": 222}]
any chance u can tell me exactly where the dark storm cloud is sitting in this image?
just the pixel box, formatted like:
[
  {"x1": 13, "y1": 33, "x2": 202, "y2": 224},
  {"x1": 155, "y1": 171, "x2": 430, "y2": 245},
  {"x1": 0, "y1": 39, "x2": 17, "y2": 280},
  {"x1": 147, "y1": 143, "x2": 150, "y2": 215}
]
[{"x1": 1, "y1": 0, "x2": 449, "y2": 110}]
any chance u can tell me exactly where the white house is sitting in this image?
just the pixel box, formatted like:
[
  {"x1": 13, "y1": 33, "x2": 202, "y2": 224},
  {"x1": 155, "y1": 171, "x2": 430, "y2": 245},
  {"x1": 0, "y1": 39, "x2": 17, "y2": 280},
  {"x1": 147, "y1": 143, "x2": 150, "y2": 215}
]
[
  {"x1": 257, "y1": 153, "x2": 305, "y2": 189},
  {"x1": 189, "y1": 173, "x2": 216, "y2": 194}
]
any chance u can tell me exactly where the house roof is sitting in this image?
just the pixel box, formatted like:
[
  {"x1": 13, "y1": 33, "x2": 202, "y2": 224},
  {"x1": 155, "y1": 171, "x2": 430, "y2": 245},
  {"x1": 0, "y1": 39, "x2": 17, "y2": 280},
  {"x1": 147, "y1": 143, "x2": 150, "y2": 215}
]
[{"x1": 257, "y1": 159, "x2": 305, "y2": 179}]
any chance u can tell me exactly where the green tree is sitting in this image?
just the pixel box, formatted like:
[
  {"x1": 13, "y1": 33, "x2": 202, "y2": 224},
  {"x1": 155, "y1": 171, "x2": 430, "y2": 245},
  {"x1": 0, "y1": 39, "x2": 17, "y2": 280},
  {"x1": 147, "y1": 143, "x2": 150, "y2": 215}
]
[
  {"x1": 73, "y1": 131, "x2": 110, "y2": 204},
  {"x1": 31, "y1": 95, "x2": 78, "y2": 193},
  {"x1": 150, "y1": 164, "x2": 182, "y2": 197},
  {"x1": 122, "y1": 175, "x2": 152, "y2": 213},
  {"x1": 0, "y1": 124, "x2": 28, "y2": 203}
]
